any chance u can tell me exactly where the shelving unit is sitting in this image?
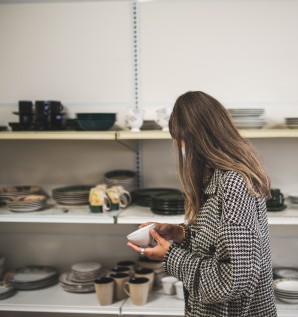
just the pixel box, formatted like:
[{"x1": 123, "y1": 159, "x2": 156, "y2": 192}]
[{"x1": 0, "y1": 130, "x2": 298, "y2": 317}]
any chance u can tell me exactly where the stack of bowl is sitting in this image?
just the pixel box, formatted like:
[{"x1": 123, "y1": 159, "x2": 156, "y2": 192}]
[
  {"x1": 76, "y1": 113, "x2": 116, "y2": 131},
  {"x1": 285, "y1": 117, "x2": 298, "y2": 129}
]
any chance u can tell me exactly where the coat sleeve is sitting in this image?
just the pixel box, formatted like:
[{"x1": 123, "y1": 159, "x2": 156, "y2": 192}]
[{"x1": 162, "y1": 173, "x2": 262, "y2": 304}]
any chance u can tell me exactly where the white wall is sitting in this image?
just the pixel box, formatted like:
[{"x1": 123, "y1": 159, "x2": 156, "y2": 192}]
[
  {"x1": 139, "y1": 0, "x2": 298, "y2": 124},
  {"x1": 0, "y1": 0, "x2": 133, "y2": 126},
  {"x1": 1, "y1": 0, "x2": 298, "y2": 124}
]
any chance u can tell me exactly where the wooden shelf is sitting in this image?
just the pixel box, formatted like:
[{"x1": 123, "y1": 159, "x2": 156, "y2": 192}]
[
  {"x1": 0, "y1": 131, "x2": 115, "y2": 140},
  {"x1": 1, "y1": 129, "x2": 298, "y2": 141},
  {"x1": 117, "y1": 129, "x2": 298, "y2": 140},
  {"x1": 117, "y1": 130, "x2": 171, "y2": 140},
  {"x1": 239, "y1": 129, "x2": 298, "y2": 139}
]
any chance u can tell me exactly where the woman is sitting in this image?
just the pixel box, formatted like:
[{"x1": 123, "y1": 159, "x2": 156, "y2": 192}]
[{"x1": 127, "y1": 91, "x2": 277, "y2": 317}]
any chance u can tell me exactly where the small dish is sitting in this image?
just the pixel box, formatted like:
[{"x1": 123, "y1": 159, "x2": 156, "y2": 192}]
[{"x1": 127, "y1": 224, "x2": 155, "y2": 247}]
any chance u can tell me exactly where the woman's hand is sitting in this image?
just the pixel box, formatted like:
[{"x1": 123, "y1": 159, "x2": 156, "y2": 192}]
[
  {"x1": 139, "y1": 222, "x2": 185, "y2": 243},
  {"x1": 127, "y1": 229, "x2": 171, "y2": 261}
]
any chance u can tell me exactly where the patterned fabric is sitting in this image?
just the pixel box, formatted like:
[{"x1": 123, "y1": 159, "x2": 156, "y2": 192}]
[{"x1": 163, "y1": 169, "x2": 277, "y2": 317}]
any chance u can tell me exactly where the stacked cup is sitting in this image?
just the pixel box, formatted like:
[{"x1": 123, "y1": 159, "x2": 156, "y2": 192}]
[
  {"x1": 89, "y1": 184, "x2": 131, "y2": 213},
  {"x1": 94, "y1": 259, "x2": 151, "y2": 306}
]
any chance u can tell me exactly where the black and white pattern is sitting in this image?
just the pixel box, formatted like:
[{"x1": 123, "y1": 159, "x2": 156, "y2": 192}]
[{"x1": 163, "y1": 169, "x2": 277, "y2": 317}]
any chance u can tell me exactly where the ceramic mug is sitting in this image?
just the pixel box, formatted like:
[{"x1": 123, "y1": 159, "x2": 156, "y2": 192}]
[
  {"x1": 108, "y1": 186, "x2": 131, "y2": 208},
  {"x1": 110, "y1": 266, "x2": 131, "y2": 275},
  {"x1": 267, "y1": 188, "x2": 284, "y2": 207},
  {"x1": 134, "y1": 268, "x2": 154, "y2": 291},
  {"x1": 108, "y1": 273, "x2": 129, "y2": 301},
  {"x1": 123, "y1": 277, "x2": 150, "y2": 305},
  {"x1": 106, "y1": 187, "x2": 130, "y2": 211},
  {"x1": 89, "y1": 187, "x2": 110, "y2": 213},
  {"x1": 94, "y1": 277, "x2": 114, "y2": 306},
  {"x1": 117, "y1": 261, "x2": 135, "y2": 275}
]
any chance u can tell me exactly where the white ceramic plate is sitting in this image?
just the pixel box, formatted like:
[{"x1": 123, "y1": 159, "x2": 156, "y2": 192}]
[
  {"x1": 274, "y1": 279, "x2": 298, "y2": 292},
  {"x1": 71, "y1": 262, "x2": 101, "y2": 273}
]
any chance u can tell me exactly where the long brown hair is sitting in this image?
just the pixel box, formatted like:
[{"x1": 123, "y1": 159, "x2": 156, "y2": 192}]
[{"x1": 169, "y1": 91, "x2": 270, "y2": 224}]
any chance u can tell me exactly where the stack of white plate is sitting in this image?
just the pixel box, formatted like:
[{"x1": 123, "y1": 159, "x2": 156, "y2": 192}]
[
  {"x1": 285, "y1": 118, "x2": 298, "y2": 129},
  {"x1": 274, "y1": 278, "x2": 298, "y2": 303},
  {"x1": 59, "y1": 272, "x2": 95, "y2": 293},
  {"x1": 288, "y1": 193, "x2": 298, "y2": 205},
  {"x1": 7, "y1": 195, "x2": 47, "y2": 213},
  {"x1": 104, "y1": 170, "x2": 138, "y2": 192},
  {"x1": 4, "y1": 265, "x2": 58, "y2": 290},
  {"x1": 52, "y1": 185, "x2": 93, "y2": 205},
  {"x1": 0, "y1": 186, "x2": 41, "y2": 200},
  {"x1": 227, "y1": 108, "x2": 266, "y2": 129},
  {"x1": 70, "y1": 262, "x2": 102, "y2": 282}
]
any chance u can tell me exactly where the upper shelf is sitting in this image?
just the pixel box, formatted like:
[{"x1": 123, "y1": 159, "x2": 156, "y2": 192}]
[
  {"x1": 1, "y1": 129, "x2": 298, "y2": 140},
  {"x1": 117, "y1": 129, "x2": 298, "y2": 140},
  {"x1": 0, "y1": 131, "x2": 115, "y2": 140}
]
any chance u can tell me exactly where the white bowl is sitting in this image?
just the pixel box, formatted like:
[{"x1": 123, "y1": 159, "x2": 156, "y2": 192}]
[
  {"x1": 127, "y1": 224, "x2": 155, "y2": 247},
  {"x1": 161, "y1": 276, "x2": 178, "y2": 295}
]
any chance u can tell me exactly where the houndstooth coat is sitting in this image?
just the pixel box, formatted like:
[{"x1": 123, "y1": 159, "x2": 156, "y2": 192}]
[{"x1": 163, "y1": 169, "x2": 277, "y2": 317}]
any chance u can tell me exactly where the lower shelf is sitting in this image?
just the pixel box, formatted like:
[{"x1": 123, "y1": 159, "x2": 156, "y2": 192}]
[
  {"x1": 0, "y1": 284, "x2": 298, "y2": 316},
  {"x1": 0, "y1": 284, "x2": 123, "y2": 314},
  {"x1": 121, "y1": 290, "x2": 184, "y2": 315}
]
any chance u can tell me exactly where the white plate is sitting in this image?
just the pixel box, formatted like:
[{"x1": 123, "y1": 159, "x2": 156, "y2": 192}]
[
  {"x1": 274, "y1": 279, "x2": 298, "y2": 292},
  {"x1": 71, "y1": 262, "x2": 101, "y2": 273},
  {"x1": 275, "y1": 296, "x2": 298, "y2": 304}
]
